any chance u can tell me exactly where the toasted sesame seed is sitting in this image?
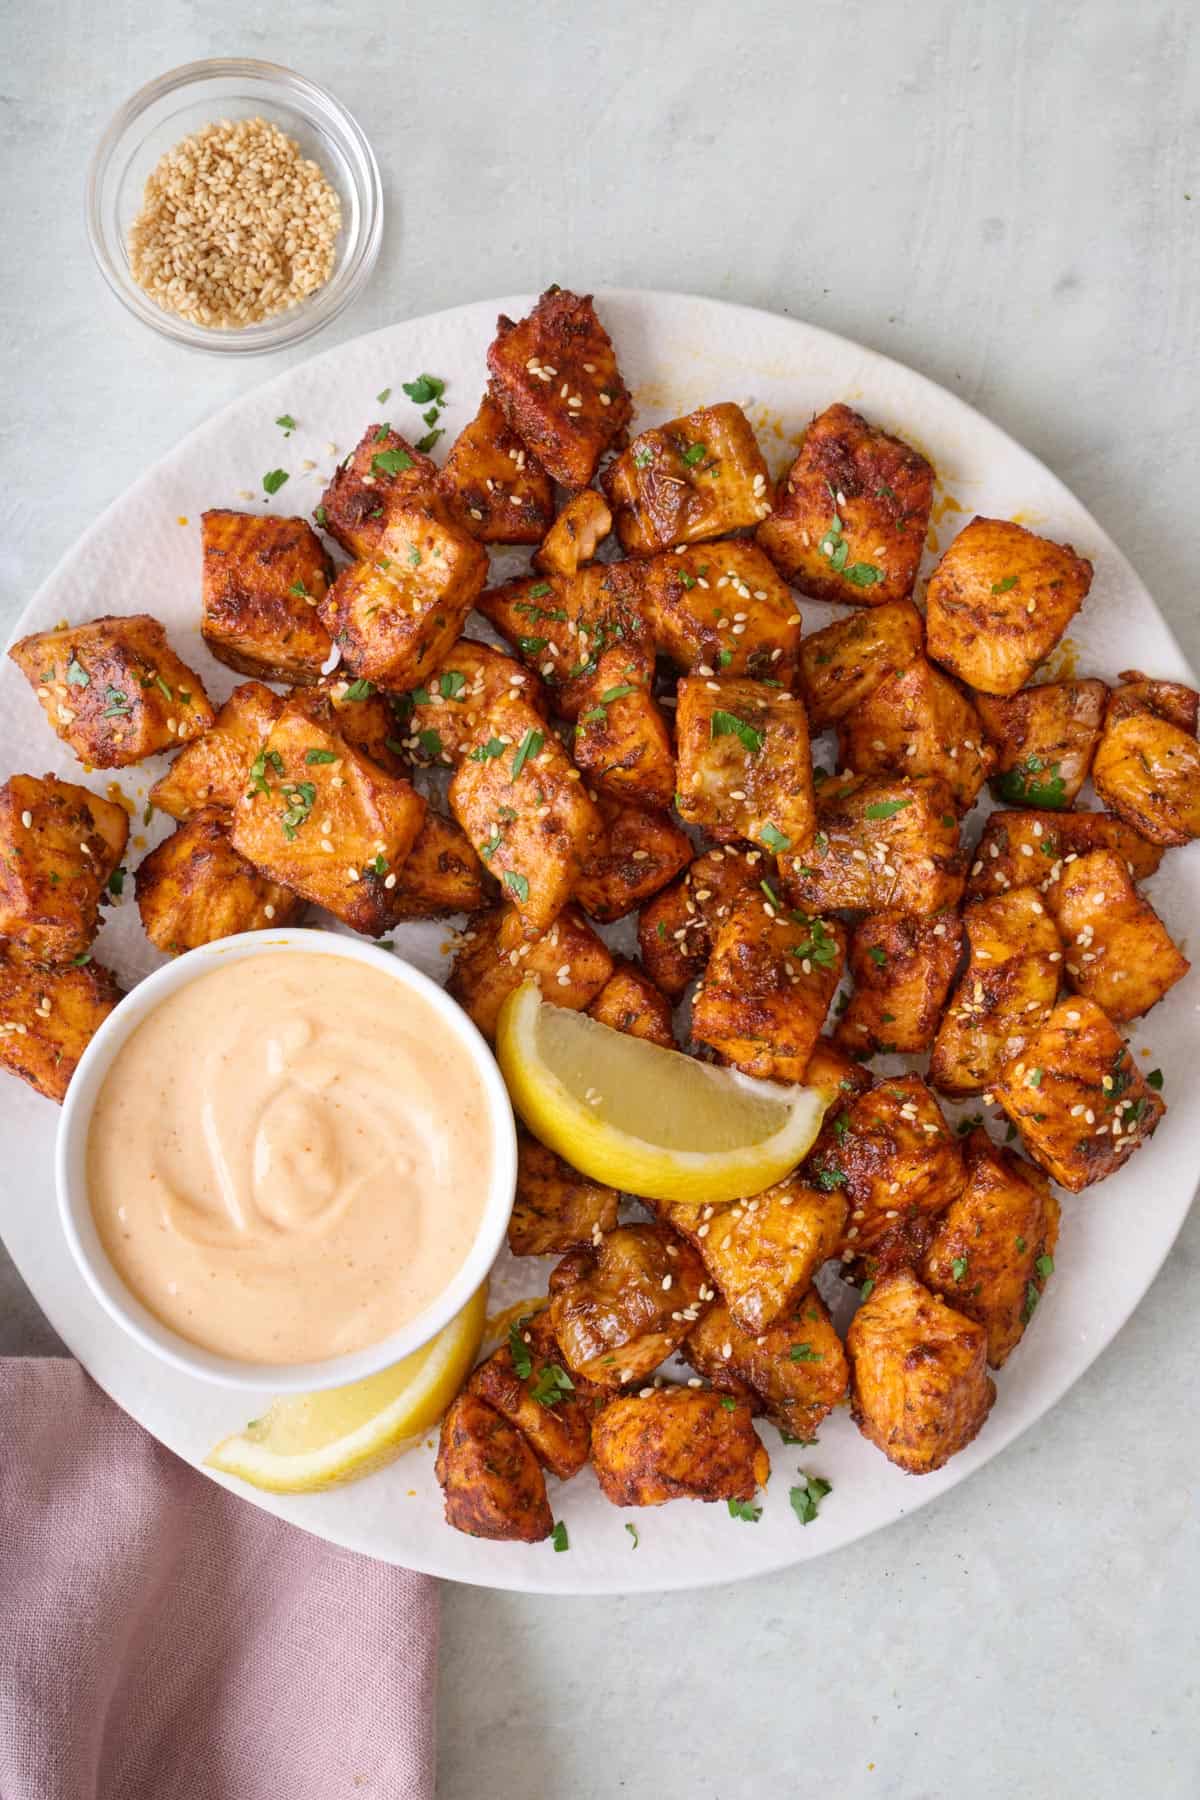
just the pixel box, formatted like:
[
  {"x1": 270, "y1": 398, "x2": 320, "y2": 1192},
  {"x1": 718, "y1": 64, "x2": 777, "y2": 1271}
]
[{"x1": 20, "y1": 811, "x2": 32, "y2": 829}]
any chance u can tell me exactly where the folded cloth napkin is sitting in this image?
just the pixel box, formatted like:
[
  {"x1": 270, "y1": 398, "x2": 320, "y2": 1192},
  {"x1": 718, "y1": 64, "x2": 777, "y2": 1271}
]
[{"x1": 0, "y1": 1359, "x2": 438, "y2": 1800}]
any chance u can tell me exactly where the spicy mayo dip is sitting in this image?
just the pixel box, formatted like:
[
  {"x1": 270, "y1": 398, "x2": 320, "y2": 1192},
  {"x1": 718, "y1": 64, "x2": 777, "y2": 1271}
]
[{"x1": 86, "y1": 951, "x2": 492, "y2": 1365}]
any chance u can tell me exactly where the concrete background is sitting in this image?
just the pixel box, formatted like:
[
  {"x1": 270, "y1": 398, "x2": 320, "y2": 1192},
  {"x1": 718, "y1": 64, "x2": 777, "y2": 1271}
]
[{"x1": 1, "y1": 3, "x2": 1197, "y2": 1795}]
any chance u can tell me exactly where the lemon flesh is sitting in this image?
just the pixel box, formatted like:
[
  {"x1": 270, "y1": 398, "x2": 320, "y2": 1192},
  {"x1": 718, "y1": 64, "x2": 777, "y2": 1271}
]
[
  {"x1": 205, "y1": 1283, "x2": 487, "y2": 1493},
  {"x1": 496, "y1": 983, "x2": 829, "y2": 1205}
]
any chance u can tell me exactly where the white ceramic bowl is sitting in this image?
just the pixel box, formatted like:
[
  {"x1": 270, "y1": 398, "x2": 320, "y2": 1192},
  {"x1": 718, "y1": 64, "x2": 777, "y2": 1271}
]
[{"x1": 56, "y1": 929, "x2": 516, "y2": 1392}]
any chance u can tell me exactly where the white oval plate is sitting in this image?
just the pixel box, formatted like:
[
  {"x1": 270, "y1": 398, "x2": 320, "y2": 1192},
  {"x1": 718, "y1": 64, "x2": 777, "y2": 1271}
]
[{"x1": 2, "y1": 292, "x2": 1196, "y2": 1595}]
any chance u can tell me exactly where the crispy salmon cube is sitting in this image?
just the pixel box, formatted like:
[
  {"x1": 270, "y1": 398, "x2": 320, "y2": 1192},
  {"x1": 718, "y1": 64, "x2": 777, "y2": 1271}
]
[
  {"x1": 434, "y1": 1392, "x2": 553, "y2": 1543},
  {"x1": 200, "y1": 510, "x2": 333, "y2": 684},
  {"x1": 965, "y1": 807, "x2": 1162, "y2": 902},
  {"x1": 317, "y1": 510, "x2": 488, "y2": 691},
  {"x1": 438, "y1": 390, "x2": 555, "y2": 543},
  {"x1": 835, "y1": 910, "x2": 964, "y2": 1058},
  {"x1": 574, "y1": 797, "x2": 692, "y2": 924},
  {"x1": 993, "y1": 997, "x2": 1165, "y2": 1191},
  {"x1": 929, "y1": 888, "x2": 1062, "y2": 1096},
  {"x1": 781, "y1": 773, "x2": 966, "y2": 916},
  {"x1": 149, "y1": 681, "x2": 284, "y2": 821},
  {"x1": 391, "y1": 638, "x2": 549, "y2": 768},
  {"x1": 806, "y1": 1073, "x2": 965, "y2": 1256},
  {"x1": 230, "y1": 691, "x2": 425, "y2": 936},
  {"x1": 632, "y1": 541, "x2": 802, "y2": 684},
  {"x1": 668, "y1": 1175, "x2": 846, "y2": 1337},
  {"x1": 1045, "y1": 848, "x2": 1188, "y2": 1022},
  {"x1": 0, "y1": 774, "x2": 128, "y2": 963},
  {"x1": 135, "y1": 810, "x2": 302, "y2": 952},
  {"x1": 846, "y1": 1269, "x2": 995, "y2": 1473},
  {"x1": 317, "y1": 425, "x2": 439, "y2": 560},
  {"x1": 0, "y1": 774, "x2": 128, "y2": 964},
  {"x1": 637, "y1": 843, "x2": 764, "y2": 997},
  {"x1": 602, "y1": 402, "x2": 771, "y2": 553},
  {"x1": 386, "y1": 811, "x2": 488, "y2": 921},
  {"x1": 675, "y1": 675, "x2": 815, "y2": 854},
  {"x1": 508, "y1": 1128, "x2": 620, "y2": 1256},
  {"x1": 486, "y1": 287, "x2": 632, "y2": 488},
  {"x1": 590, "y1": 1387, "x2": 769, "y2": 1508},
  {"x1": 548, "y1": 1223, "x2": 709, "y2": 1388},
  {"x1": 692, "y1": 889, "x2": 845, "y2": 1084},
  {"x1": 468, "y1": 1311, "x2": 595, "y2": 1482},
  {"x1": 838, "y1": 656, "x2": 995, "y2": 813},
  {"x1": 925, "y1": 517, "x2": 1094, "y2": 696},
  {"x1": 447, "y1": 904, "x2": 612, "y2": 1040},
  {"x1": 1091, "y1": 674, "x2": 1200, "y2": 845},
  {"x1": 921, "y1": 1129, "x2": 1060, "y2": 1368},
  {"x1": 318, "y1": 676, "x2": 406, "y2": 777},
  {"x1": 757, "y1": 403, "x2": 933, "y2": 606},
  {"x1": 477, "y1": 565, "x2": 649, "y2": 720},
  {"x1": 9, "y1": 615, "x2": 214, "y2": 770},
  {"x1": 586, "y1": 959, "x2": 676, "y2": 1047},
  {"x1": 571, "y1": 644, "x2": 676, "y2": 810},
  {"x1": 804, "y1": 1035, "x2": 874, "y2": 1105},
  {"x1": 533, "y1": 489, "x2": 612, "y2": 576},
  {"x1": 797, "y1": 599, "x2": 925, "y2": 731},
  {"x1": 975, "y1": 678, "x2": 1107, "y2": 809},
  {"x1": 0, "y1": 953, "x2": 122, "y2": 1103},
  {"x1": 449, "y1": 694, "x2": 604, "y2": 935},
  {"x1": 685, "y1": 1287, "x2": 849, "y2": 1442}
]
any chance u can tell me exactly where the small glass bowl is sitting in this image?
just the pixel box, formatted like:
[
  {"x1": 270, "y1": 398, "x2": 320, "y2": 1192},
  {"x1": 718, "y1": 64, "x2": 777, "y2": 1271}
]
[{"x1": 86, "y1": 58, "x2": 383, "y2": 355}]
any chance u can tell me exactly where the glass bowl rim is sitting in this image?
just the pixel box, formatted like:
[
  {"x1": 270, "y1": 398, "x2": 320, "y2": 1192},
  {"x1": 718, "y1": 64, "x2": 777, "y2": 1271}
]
[{"x1": 85, "y1": 56, "x2": 384, "y2": 356}]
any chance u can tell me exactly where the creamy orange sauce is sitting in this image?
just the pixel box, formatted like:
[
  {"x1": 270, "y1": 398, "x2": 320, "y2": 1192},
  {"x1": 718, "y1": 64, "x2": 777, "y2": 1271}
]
[{"x1": 87, "y1": 952, "x2": 492, "y2": 1364}]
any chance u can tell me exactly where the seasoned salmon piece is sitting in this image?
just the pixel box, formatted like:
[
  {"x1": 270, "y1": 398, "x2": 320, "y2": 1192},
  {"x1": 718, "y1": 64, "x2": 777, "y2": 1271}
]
[{"x1": 603, "y1": 402, "x2": 771, "y2": 553}]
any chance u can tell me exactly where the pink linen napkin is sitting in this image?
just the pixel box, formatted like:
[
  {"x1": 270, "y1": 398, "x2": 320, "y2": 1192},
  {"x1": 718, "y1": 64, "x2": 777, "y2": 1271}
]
[{"x1": 0, "y1": 1359, "x2": 438, "y2": 1800}]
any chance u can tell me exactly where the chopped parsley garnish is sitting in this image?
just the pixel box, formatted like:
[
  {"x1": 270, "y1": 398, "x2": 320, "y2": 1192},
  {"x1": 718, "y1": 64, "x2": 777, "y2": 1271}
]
[
  {"x1": 479, "y1": 829, "x2": 504, "y2": 860},
  {"x1": 951, "y1": 1256, "x2": 969, "y2": 1282},
  {"x1": 468, "y1": 738, "x2": 506, "y2": 763},
  {"x1": 718, "y1": 648, "x2": 733, "y2": 668},
  {"x1": 288, "y1": 579, "x2": 310, "y2": 599},
  {"x1": 864, "y1": 798, "x2": 912, "y2": 820},
  {"x1": 760, "y1": 822, "x2": 791, "y2": 853},
  {"x1": 402, "y1": 373, "x2": 446, "y2": 405},
  {"x1": 633, "y1": 445, "x2": 654, "y2": 469},
  {"x1": 154, "y1": 675, "x2": 173, "y2": 702},
  {"x1": 417, "y1": 728, "x2": 443, "y2": 758},
  {"x1": 526, "y1": 582, "x2": 553, "y2": 600},
  {"x1": 416, "y1": 428, "x2": 443, "y2": 454},
  {"x1": 815, "y1": 1167, "x2": 846, "y2": 1191},
  {"x1": 1021, "y1": 1282, "x2": 1041, "y2": 1324},
  {"x1": 106, "y1": 866, "x2": 126, "y2": 896},
  {"x1": 508, "y1": 1318, "x2": 534, "y2": 1378},
  {"x1": 71, "y1": 951, "x2": 91, "y2": 966},
  {"x1": 102, "y1": 686, "x2": 131, "y2": 717},
  {"x1": 789, "y1": 1474, "x2": 832, "y2": 1526},
  {"x1": 859, "y1": 1279, "x2": 875, "y2": 1301},
  {"x1": 1147, "y1": 1068, "x2": 1164, "y2": 1090},
  {"x1": 677, "y1": 570, "x2": 697, "y2": 590},
  {"x1": 818, "y1": 483, "x2": 883, "y2": 587},
  {"x1": 990, "y1": 575, "x2": 1018, "y2": 594},
  {"x1": 710, "y1": 709, "x2": 764, "y2": 754},
  {"x1": 515, "y1": 599, "x2": 567, "y2": 624},
  {"x1": 551, "y1": 1520, "x2": 569, "y2": 1552},
  {"x1": 1036, "y1": 1253, "x2": 1055, "y2": 1280},
  {"x1": 789, "y1": 1343, "x2": 823, "y2": 1363},
  {"x1": 518, "y1": 635, "x2": 548, "y2": 656},
  {"x1": 780, "y1": 1431, "x2": 820, "y2": 1447},
  {"x1": 727, "y1": 1498, "x2": 762, "y2": 1523},
  {"x1": 372, "y1": 448, "x2": 413, "y2": 477},
  {"x1": 788, "y1": 913, "x2": 839, "y2": 969},
  {"x1": 314, "y1": 504, "x2": 329, "y2": 527},
  {"x1": 599, "y1": 683, "x2": 637, "y2": 703},
  {"x1": 65, "y1": 657, "x2": 90, "y2": 688},
  {"x1": 504, "y1": 871, "x2": 531, "y2": 903},
  {"x1": 248, "y1": 748, "x2": 284, "y2": 796},
  {"x1": 376, "y1": 387, "x2": 391, "y2": 404},
  {"x1": 681, "y1": 442, "x2": 707, "y2": 466},
  {"x1": 305, "y1": 748, "x2": 338, "y2": 764},
  {"x1": 625, "y1": 1522, "x2": 639, "y2": 1549},
  {"x1": 438, "y1": 670, "x2": 466, "y2": 699},
  {"x1": 342, "y1": 678, "x2": 376, "y2": 701},
  {"x1": 1028, "y1": 1067, "x2": 1044, "y2": 1088},
  {"x1": 279, "y1": 781, "x2": 316, "y2": 840},
  {"x1": 511, "y1": 728, "x2": 544, "y2": 778},
  {"x1": 867, "y1": 945, "x2": 888, "y2": 967},
  {"x1": 719, "y1": 1396, "x2": 737, "y2": 1412},
  {"x1": 262, "y1": 468, "x2": 289, "y2": 495},
  {"x1": 1016, "y1": 1235, "x2": 1027, "y2": 1253},
  {"x1": 530, "y1": 1363, "x2": 575, "y2": 1408},
  {"x1": 997, "y1": 755, "x2": 1067, "y2": 809},
  {"x1": 275, "y1": 414, "x2": 297, "y2": 433}
]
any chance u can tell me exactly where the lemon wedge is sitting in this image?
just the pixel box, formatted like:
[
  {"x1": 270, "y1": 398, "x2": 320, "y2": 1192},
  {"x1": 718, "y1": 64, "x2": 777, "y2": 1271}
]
[
  {"x1": 205, "y1": 1284, "x2": 487, "y2": 1494},
  {"x1": 496, "y1": 983, "x2": 829, "y2": 1205}
]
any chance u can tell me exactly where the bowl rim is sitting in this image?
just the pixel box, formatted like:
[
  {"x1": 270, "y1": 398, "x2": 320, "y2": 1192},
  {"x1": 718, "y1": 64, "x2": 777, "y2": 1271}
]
[
  {"x1": 56, "y1": 928, "x2": 516, "y2": 1393},
  {"x1": 85, "y1": 56, "x2": 384, "y2": 356}
]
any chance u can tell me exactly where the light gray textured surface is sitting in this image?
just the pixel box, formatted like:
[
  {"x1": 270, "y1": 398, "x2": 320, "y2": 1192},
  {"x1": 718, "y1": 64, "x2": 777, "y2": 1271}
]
[{"x1": 1, "y1": 3, "x2": 1197, "y2": 1796}]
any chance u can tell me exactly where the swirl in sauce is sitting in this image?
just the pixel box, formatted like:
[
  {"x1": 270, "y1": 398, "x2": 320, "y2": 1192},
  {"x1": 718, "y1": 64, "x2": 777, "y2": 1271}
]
[{"x1": 87, "y1": 952, "x2": 493, "y2": 1364}]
